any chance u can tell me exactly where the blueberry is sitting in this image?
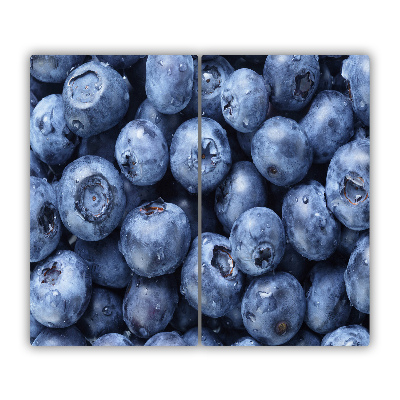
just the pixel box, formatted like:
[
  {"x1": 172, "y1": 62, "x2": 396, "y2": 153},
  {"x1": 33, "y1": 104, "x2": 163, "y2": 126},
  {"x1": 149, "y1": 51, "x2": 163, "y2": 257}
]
[
  {"x1": 325, "y1": 139, "x2": 370, "y2": 230},
  {"x1": 30, "y1": 250, "x2": 92, "y2": 328},
  {"x1": 231, "y1": 337, "x2": 261, "y2": 346},
  {"x1": 92, "y1": 333, "x2": 134, "y2": 346},
  {"x1": 30, "y1": 55, "x2": 86, "y2": 83},
  {"x1": 181, "y1": 233, "x2": 244, "y2": 318},
  {"x1": 344, "y1": 235, "x2": 370, "y2": 314},
  {"x1": 304, "y1": 262, "x2": 351, "y2": 334},
  {"x1": 115, "y1": 119, "x2": 169, "y2": 186},
  {"x1": 321, "y1": 325, "x2": 369, "y2": 346},
  {"x1": 119, "y1": 198, "x2": 191, "y2": 277},
  {"x1": 170, "y1": 296, "x2": 198, "y2": 333},
  {"x1": 183, "y1": 327, "x2": 222, "y2": 346},
  {"x1": 30, "y1": 312, "x2": 45, "y2": 344},
  {"x1": 196, "y1": 56, "x2": 234, "y2": 124},
  {"x1": 282, "y1": 329, "x2": 321, "y2": 346},
  {"x1": 230, "y1": 207, "x2": 286, "y2": 276},
  {"x1": 77, "y1": 124, "x2": 120, "y2": 164},
  {"x1": 236, "y1": 130, "x2": 256, "y2": 158},
  {"x1": 30, "y1": 94, "x2": 79, "y2": 166},
  {"x1": 120, "y1": 173, "x2": 160, "y2": 224},
  {"x1": 263, "y1": 55, "x2": 320, "y2": 111},
  {"x1": 57, "y1": 155, "x2": 126, "y2": 241},
  {"x1": 169, "y1": 117, "x2": 199, "y2": 193},
  {"x1": 214, "y1": 161, "x2": 268, "y2": 234},
  {"x1": 135, "y1": 98, "x2": 183, "y2": 147},
  {"x1": 170, "y1": 117, "x2": 231, "y2": 194},
  {"x1": 282, "y1": 180, "x2": 341, "y2": 261},
  {"x1": 63, "y1": 61, "x2": 129, "y2": 137},
  {"x1": 145, "y1": 55, "x2": 194, "y2": 114},
  {"x1": 30, "y1": 150, "x2": 49, "y2": 179},
  {"x1": 32, "y1": 326, "x2": 87, "y2": 346},
  {"x1": 96, "y1": 55, "x2": 141, "y2": 70},
  {"x1": 158, "y1": 172, "x2": 199, "y2": 240},
  {"x1": 144, "y1": 331, "x2": 187, "y2": 346},
  {"x1": 276, "y1": 241, "x2": 309, "y2": 282},
  {"x1": 337, "y1": 225, "x2": 361, "y2": 257},
  {"x1": 30, "y1": 176, "x2": 62, "y2": 262},
  {"x1": 74, "y1": 231, "x2": 132, "y2": 289},
  {"x1": 241, "y1": 272, "x2": 306, "y2": 345},
  {"x1": 221, "y1": 68, "x2": 269, "y2": 133},
  {"x1": 251, "y1": 116, "x2": 313, "y2": 186},
  {"x1": 199, "y1": 118, "x2": 232, "y2": 193},
  {"x1": 341, "y1": 55, "x2": 370, "y2": 126},
  {"x1": 30, "y1": 91, "x2": 38, "y2": 116},
  {"x1": 299, "y1": 90, "x2": 354, "y2": 163},
  {"x1": 76, "y1": 287, "x2": 125, "y2": 343},
  {"x1": 123, "y1": 273, "x2": 178, "y2": 338}
]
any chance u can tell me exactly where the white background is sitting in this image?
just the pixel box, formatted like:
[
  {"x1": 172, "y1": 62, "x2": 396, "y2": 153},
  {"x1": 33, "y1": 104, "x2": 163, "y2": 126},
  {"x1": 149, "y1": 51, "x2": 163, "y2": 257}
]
[{"x1": 1, "y1": 1, "x2": 398, "y2": 398}]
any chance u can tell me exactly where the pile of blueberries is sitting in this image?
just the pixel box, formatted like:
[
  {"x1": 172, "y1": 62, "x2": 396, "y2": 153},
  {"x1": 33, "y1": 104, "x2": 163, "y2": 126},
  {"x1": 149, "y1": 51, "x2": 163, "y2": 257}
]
[{"x1": 30, "y1": 54, "x2": 370, "y2": 346}]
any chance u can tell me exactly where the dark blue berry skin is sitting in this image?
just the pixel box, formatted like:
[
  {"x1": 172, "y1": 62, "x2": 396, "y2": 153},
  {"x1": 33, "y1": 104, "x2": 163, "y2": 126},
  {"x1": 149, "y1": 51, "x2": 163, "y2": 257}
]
[
  {"x1": 135, "y1": 98, "x2": 183, "y2": 147},
  {"x1": 221, "y1": 68, "x2": 269, "y2": 133},
  {"x1": 30, "y1": 177, "x2": 62, "y2": 262},
  {"x1": 32, "y1": 326, "x2": 87, "y2": 346},
  {"x1": 214, "y1": 161, "x2": 268, "y2": 234},
  {"x1": 282, "y1": 329, "x2": 321, "y2": 346},
  {"x1": 169, "y1": 117, "x2": 199, "y2": 193},
  {"x1": 74, "y1": 231, "x2": 132, "y2": 289},
  {"x1": 263, "y1": 55, "x2": 320, "y2": 111},
  {"x1": 30, "y1": 91, "x2": 38, "y2": 116},
  {"x1": 321, "y1": 325, "x2": 369, "y2": 346},
  {"x1": 158, "y1": 172, "x2": 198, "y2": 240},
  {"x1": 92, "y1": 333, "x2": 133, "y2": 346},
  {"x1": 120, "y1": 173, "x2": 159, "y2": 225},
  {"x1": 221, "y1": 299, "x2": 245, "y2": 330},
  {"x1": 30, "y1": 94, "x2": 79, "y2": 166},
  {"x1": 337, "y1": 226, "x2": 361, "y2": 257},
  {"x1": 325, "y1": 139, "x2": 370, "y2": 231},
  {"x1": 144, "y1": 331, "x2": 187, "y2": 346},
  {"x1": 282, "y1": 181, "x2": 341, "y2": 261},
  {"x1": 344, "y1": 235, "x2": 370, "y2": 314},
  {"x1": 123, "y1": 274, "x2": 178, "y2": 339},
  {"x1": 276, "y1": 241, "x2": 309, "y2": 283},
  {"x1": 230, "y1": 207, "x2": 286, "y2": 276},
  {"x1": 196, "y1": 56, "x2": 234, "y2": 124},
  {"x1": 62, "y1": 61, "x2": 129, "y2": 138},
  {"x1": 76, "y1": 287, "x2": 125, "y2": 343},
  {"x1": 57, "y1": 155, "x2": 126, "y2": 241},
  {"x1": 236, "y1": 130, "x2": 256, "y2": 158},
  {"x1": 30, "y1": 312, "x2": 45, "y2": 343},
  {"x1": 183, "y1": 327, "x2": 222, "y2": 346},
  {"x1": 115, "y1": 119, "x2": 168, "y2": 186},
  {"x1": 30, "y1": 250, "x2": 92, "y2": 328},
  {"x1": 251, "y1": 116, "x2": 313, "y2": 186},
  {"x1": 231, "y1": 337, "x2": 261, "y2": 346},
  {"x1": 77, "y1": 124, "x2": 120, "y2": 164},
  {"x1": 304, "y1": 262, "x2": 351, "y2": 334},
  {"x1": 170, "y1": 117, "x2": 232, "y2": 194},
  {"x1": 30, "y1": 150, "x2": 48, "y2": 179},
  {"x1": 316, "y1": 62, "x2": 333, "y2": 93},
  {"x1": 241, "y1": 272, "x2": 306, "y2": 345},
  {"x1": 119, "y1": 199, "x2": 191, "y2": 277},
  {"x1": 170, "y1": 297, "x2": 198, "y2": 333},
  {"x1": 181, "y1": 233, "x2": 244, "y2": 318},
  {"x1": 96, "y1": 55, "x2": 140, "y2": 70},
  {"x1": 200, "y1": 118, "x2": 232, "y2": 193},
  {"x1": 299, "y1": 90, "x2": 354, "y2": 164},
  {"x1": 342, "y1": 55, "x2": 370, "y2": 126},
  {"x1": 145, "y1": 55, "x2": 194, "y2": 114},
  {"x1": 30, "y1": 55, "x2": 86, "y2": 83}
]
